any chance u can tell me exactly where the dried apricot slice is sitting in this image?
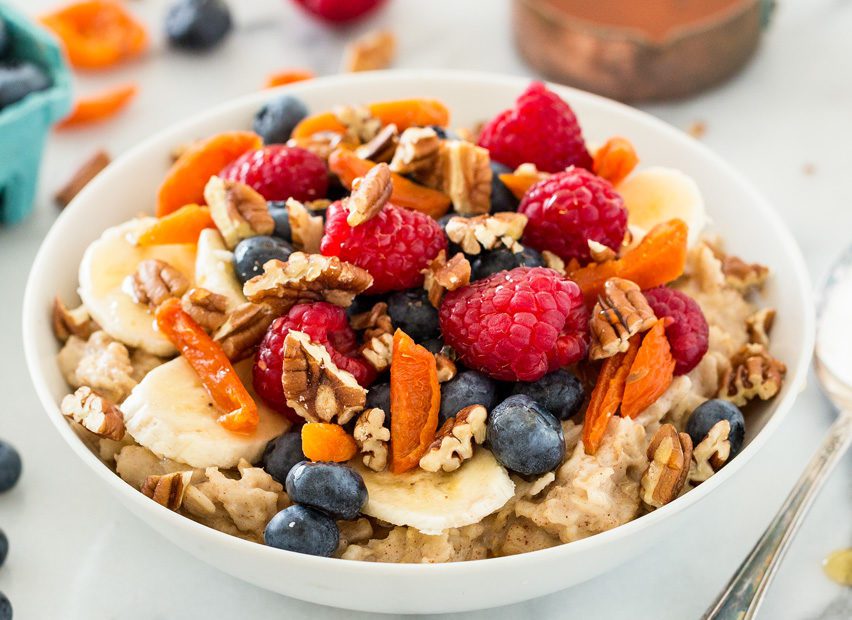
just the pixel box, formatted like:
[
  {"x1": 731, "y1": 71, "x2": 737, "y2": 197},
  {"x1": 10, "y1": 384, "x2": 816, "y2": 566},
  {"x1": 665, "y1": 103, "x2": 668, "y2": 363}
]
[
  {"x1": 265, "y1": 69, "x2": 315, "y2": 88},
  {"x1": 582, "y1": 335, "x2": 640, "y2": 455},
  {"x1": 593, "y1": 137, "x2": 639, "y2": 186},
  {"x1": 137, "y1": 204, "x2": 214, "y2": 246},
  {"x1": 156, "y1": 131, "x2": 262, "y2": 217},
  {"x1": 498, "y1": 172, "x2": 538, "y2": 201},
  {"x1": 621, "y1": 320, "x2": 676, "y2": 418},
  {"x1": 301, "y1": 423, "x2": 358, "y2": 462},
  {"x1": 570, "y1": 219, "x2": 688, "y2": 305},
  {"x1": 389, "y1": 329, "x2": 440, "y2": 473},
  {"x1": 329, "y1": 149, "x2": 451, "y2": 218},
  {"x1": 57, "y1": 84, "x2": 137, "y2": 128}
]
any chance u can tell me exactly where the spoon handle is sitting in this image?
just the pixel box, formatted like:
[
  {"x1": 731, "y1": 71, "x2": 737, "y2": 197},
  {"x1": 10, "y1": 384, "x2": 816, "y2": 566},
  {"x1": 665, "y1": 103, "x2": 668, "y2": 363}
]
[{"x1": 702, "y1": 409, "x2": 852, "y2": 620}]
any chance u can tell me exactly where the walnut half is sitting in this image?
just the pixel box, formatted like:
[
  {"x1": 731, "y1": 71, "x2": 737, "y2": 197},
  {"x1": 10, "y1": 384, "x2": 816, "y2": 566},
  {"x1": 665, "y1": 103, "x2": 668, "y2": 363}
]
[
  {"x1": 419, "y1": 405, "x2": 487, "y2": 473},
  {"x1": 589, "y1": 278, "x2": 657, "y2": 360},
  {"x1": 719, "y1": 344, "x2": 786, "y2": 406},
  {"x1": 353, "y1": 408, "x2": 390, "y2": 472},
  {"x1": 60, "y1": 386, "x2": 125, "y2": 440},
  {"x1": 445, "y1": 212, "x2": 527, "y2": 255},
  {"x1": 640, "y1": 424, "x2": 693, "y2": 508}
]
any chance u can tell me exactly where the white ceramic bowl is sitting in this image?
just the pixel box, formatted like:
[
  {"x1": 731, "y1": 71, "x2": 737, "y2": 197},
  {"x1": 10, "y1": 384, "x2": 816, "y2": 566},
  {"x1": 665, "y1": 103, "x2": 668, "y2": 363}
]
[{"x1": 23, "y1": 71, "x2": 813, "y2": 614}]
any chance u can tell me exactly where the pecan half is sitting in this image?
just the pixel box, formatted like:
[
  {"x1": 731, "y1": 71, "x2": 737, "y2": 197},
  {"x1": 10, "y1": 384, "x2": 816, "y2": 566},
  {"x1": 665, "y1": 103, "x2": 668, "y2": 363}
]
[
  {"x1": 60, "y1": 386, "x2": 125, "y2": 440},
  {"x1": 353, "y1": 408, "x2": 390, "y2": 472},
  {"x1": 746, "y1": 307, "x2": 776, "y2": 347},
  {"x1": 688, "y1": 419, "x2": 734, "y2": 484},
  {"x1": 389, "y1": 126, "x2": 442, "y2": 177},
  {"x1": 422, "y1": 250, "x2": 472, "y2": 308},
  {"x1": 444, "y1": 212, "x2": 528, "y2": 255},
  {"x1": 343, "y1": 30, "x2": 396, "y2": 73},
  {"x1": 52, "y1": 296, "x2": 99, "y2": 342},
  {"x1": 419, "y1": 405, "x2": 487, "y2": 472},
  {"x1": 127, "y1": 259, "x2": 189, "y2": 307},
  {"x1": 589, "y1": 278, "x2": 657, "y2": 360},
  {"x1": 243, "y1": 252, "x2": 373, "y2": 314},
  {"x1": 281, "y1": 330, "x2": 367, "y2": 425},
  {"x1": 541, "y1": 250, "x2": 566, "y2": 275},
  {"x1": 214, "y1": 302, "x2": 273, "y2": 361},
  {"x1": 355, "y1": 123, "x2": 399, "y2": 163},
  {"x1": 720, "y1": 344, "x2": 786, "y2": 406},
  {"x1": 141, "y1": 471, "x2": 193, "y2": 511},
  {"x1": 287, "y1": 131, "x2": 343, "y2": 162},
  {"x1": 441, "y1": 140, "x2": 492, "y2": 215},
  {"x1": 181, "y1": 288, "x2": 228, "y2": 332},
  {"x1": 640, "y1": 424, "x2": 693, "y2": 508},
  {"x1": 204, "y1": 176, "x2": 274, "y2": 249},
  {"x1": 285, "y1": 198, "x2": 324, "y2": 254},
  {"x1": 345, "y1": 162, "x2": 392, "y2": 226}
]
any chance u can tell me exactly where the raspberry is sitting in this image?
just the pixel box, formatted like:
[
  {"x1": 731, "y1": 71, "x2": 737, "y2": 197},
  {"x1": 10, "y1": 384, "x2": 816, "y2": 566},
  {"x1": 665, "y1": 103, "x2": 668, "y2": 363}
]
[
  {"x1": 220, "y1": 145, "x2": 328, "y2": 202},
  {"x1": 518, "y1": 168, "x2": 627, "y2": 264},
  {"x1": 321, "y1": 201, "x2": 446, "y2": 294},
  {"x1": 254, "y1": 302, "x2": 375, "y2": 420},
  {"x1": 439, "y1": 267, "x2": 589, "y2": 382},
  {"x1": 291, "y1": 0, "x2": 385, "y2": 24},
  {"x1": 478, "y1": 82, "x2": 592, "y2": 173},
  {"x1": 643, "y1": 287, "x2": 709, "y2": 375}
]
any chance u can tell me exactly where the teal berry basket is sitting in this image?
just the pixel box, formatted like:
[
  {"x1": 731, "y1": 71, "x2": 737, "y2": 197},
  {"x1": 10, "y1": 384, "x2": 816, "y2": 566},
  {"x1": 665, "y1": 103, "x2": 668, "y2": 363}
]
[{"x1": 0, "y1": 3, "x2": 73, "y2": 225}]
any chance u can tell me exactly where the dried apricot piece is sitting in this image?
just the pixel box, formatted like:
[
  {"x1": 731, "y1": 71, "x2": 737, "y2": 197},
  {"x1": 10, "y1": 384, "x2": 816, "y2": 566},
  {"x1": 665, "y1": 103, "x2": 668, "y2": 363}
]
[
  {"x1": 621, "y1": 320, "x2": 676, "y2": 418},
  {"x1": 367, "y1": 98, "x2": 449, "y2": 131},
  {"x1": 156, "y1": 131, "x2": 262, "y2": 217},
  {"x1": 40, "y1": 1, "x2": 148, "y2": 70},
  {"x1": 570, "y1": 219, "x2": 688, "y2": 305},
  {"x1": 291, "y1": 112, "x2": 348, "y2": 140},
  {"x1": 137, "y1": 204, "x2": 214, "y2": 246},
  {"x1": 301, "y1": 423, "x2": 358, "y2": 462},
  {"x1": 593, "y1": 137, "x2": 639, "y2": 186},
  {"x1": 329, "y1": 148, "x2": 451, "y2": 218},
  {"x1": 57, "y1": 84, "x2": 137, "y2": 128},
  {"x1": 389, "y1": 329, "x2": 440, "y2": 473},
  {"x1": 265, "y1": 69, "x2": 315, "y2": 88},
  {"x1": 582, "y1": 335, "x2": 640, "y2": 455},
  {"x1": 498, "y1": 172, "x2": 538, "y2": 201}
]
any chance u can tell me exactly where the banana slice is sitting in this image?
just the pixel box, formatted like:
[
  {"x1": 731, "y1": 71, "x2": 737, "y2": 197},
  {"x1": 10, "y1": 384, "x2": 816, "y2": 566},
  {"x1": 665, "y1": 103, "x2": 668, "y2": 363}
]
[
  {"x1": 616, "y1": 167, "x2": 707, "y2": 246},
  {"x1": 353, "y1": 450, "x2": 515, "y2": 535},
  {"x1": 78, "y1": 218, "x2": 196, "y2": 356},
  {"x1": 121, "y1": 357, "x2": 289, "y2": 469},
  {"x1": 195, "y1": 229, "x2": 246, "y2": 311}
]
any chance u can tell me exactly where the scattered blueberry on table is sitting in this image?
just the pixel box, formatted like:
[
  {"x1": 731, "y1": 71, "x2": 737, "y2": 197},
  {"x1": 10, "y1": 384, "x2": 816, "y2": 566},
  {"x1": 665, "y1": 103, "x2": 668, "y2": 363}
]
[
  {"x1": 261, "y1": 433, "x2": 306, "y2": 486},
  {"x1": 264, "y1": 505, "x2": 339, "y2": 557},
  {"x1": 0, "y1": 591, "x2": 11, "y2": 620},
  {"x1": 253, "y1": 95, "x2": 309, "y2": 145},
  {"x1": 286, "y1": 461, "x2": 367, "y2": 521},
  {"x1": 511, "y1": 369, "x2": 585, "y2": 421},
  {"x1": 233, "y1": 235, "x2": 293, "y2": 286},
  {"x1": 0, "y1": 17, "x2": 9, "y2": 58},
  {"x1": 487, "y1": 395, "x2": 565, "y2": 476},
  {"x1": 0, "y1": 528, "x2": 7, "y2": 568},
  {"x1": 165, "y1": 0, "x2": 233, "y2": 51},
  {"x1": 0, "y1": 440, "x2": 21, "y2": 493}
]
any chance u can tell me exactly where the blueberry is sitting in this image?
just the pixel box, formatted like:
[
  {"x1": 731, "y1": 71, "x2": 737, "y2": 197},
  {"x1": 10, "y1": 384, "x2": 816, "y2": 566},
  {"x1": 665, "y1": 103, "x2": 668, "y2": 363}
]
[
  {"x1": 0, "y1": 61, "x2": 50, "y2": 110},
  {"x1": 387, "y1": 289, "x2": 440, "y2": 342},
  {"x1": 233, "y1": 235, "x2": 293, "y2": 285},
  {"x1": 0, "y1": 528, "x2": 7, "y2": 568},
  {"x1": 0, "y1": 592, "x2": 10, "y2": 620},
  {"x1": 286, "y1": 461, "x2": 367, "y2": 520},
  {"x1": 165, "y1": 0, "x2": 232, "y2": 51},
  {"x1": 365, "y1": 382, "x2": 390, "y2": 420},
  {"x1": 439, "y1": 370, "x2": 499, "y2": 423},
  {"x1": 487, "y1": 395, "x2": 565, "y2": 476},
  {"x1": 420, "y1": 338, "x2": 444, "y2": 355},
  {"x1": 490, "y1": 161, "x2": 519, "y2": 213},
  {"x1": 253, "y1": 95, "x2": 308, "y2": 145},
  {"x1": 0, "y1": 440, "x2": 21, "y2": 493},
  {"x1": 266, "y1": 202, "x2": 292, "y2": 241},
  {"x1": 264, "y1": 505, "x2": 339, "y2": 557},
  {"x1": 686, "y1": 399, "x2": 745, "y2": 459},
  {"x1": 261, "y1": 433, "x2": 305, "y2": 485},
  {"x1": 346, "y1": 293, "x2": 388, "y2": 319},
  {"x1": 0, "y1": 18, "x2": 9, "y2": 58},
  {"x1": 511, "y1": 370, "x2": 584, "y2": 421},
  {"x1": 471, "y1": 246, "x2": 543, "y2": 280}
]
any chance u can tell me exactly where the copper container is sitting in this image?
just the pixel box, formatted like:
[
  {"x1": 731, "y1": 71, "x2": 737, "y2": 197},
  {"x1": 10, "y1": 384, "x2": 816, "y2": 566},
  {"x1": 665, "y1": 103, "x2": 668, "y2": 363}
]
[{"x1": 513, "y1": 0, "x2": 773, "y2": 102}]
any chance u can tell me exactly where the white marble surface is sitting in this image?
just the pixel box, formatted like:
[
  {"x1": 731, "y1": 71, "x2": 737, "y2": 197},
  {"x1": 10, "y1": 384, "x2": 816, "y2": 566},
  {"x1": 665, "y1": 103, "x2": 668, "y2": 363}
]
[{"x1": 1, "y1": 0, "x2": 851, "y2": 618}]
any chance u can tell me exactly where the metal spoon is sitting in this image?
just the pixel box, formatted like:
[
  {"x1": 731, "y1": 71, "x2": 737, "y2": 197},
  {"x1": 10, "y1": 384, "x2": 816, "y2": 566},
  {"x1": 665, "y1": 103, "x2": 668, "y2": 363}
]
[{"x1": 703, "y1": 245, "x2": 852, "y2": 619}]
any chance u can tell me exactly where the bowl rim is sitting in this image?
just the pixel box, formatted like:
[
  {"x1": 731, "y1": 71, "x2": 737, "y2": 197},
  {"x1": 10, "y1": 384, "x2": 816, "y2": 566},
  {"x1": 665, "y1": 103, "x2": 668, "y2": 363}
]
[{"x1": 23, "y1": 69, "x2": 815, "y2": 576}]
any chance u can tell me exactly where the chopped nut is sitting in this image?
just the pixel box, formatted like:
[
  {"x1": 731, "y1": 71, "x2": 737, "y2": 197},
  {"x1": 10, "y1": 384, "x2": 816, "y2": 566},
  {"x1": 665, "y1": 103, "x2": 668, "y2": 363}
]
[
  {"x1": 59, "y1": 332, "x2": 138, "y2": 403},
  {"x1": 243, "y1": 252, "x2": 373, "y2": 313},
  {"x1": 214, "y1": 302, "x2": 273, "y2": 361},
  {"x1": 127, "y1": 259, "x2": 190, "y2": 307},
  {"x1": 306, "y1": 199, "x2": 332, "y2": 214},
  {"x1": 541, "y1": 250, "x2": 566, "y2": 275},
  {"x1": 285, "y1": 198, "x2": 324, "y2": 253},
  {"x1": 588, "y1": 239, "x2": 617, "y2": 263},
  {"x1": 688, "y1": 419, "x2": 733, "y2": 484},
  {"x1": 419, "y1": 405, "x2": 487, "y2": 472},
  {"x1": 334, "y1": 105, "x2": 382, "y2": 144},
  {"x1": 640, "y1": 424, "x2": 693, "y2": 508},
  {"x1": 355, "y1": 123, "x2": 399, "y2": 163},
  {"x1": 589, "y1": 278, "x2": 657, "y2": 360},
  {"x1": 444, "y1": 212, "x2": 527, "y2": 255},
  {"x1": 181, "y1": 288, "x2": 228, "y2": 332},
  {"x1": 361, "y1": 332, "x2": 393, "y2": 373},
  {"x1": 204, "y1": 176, "x2": 274, "y2": 249},
  {"x1": 709, "y1": 245, "x2": 770, "y2": 292},
  {"x1": 287, "y1": 131, "x2": 343, "y2": 161},
  {"x1": 441, "y1": 140, "x2": 492, "y2": 215},
  {"x1": 344, "y1": 30, "x2": 396, "y2": 73},
  {"x1": 54, "y1": 150, "x2": 110, "y2": 208},
  {"x1": 746, "y1": 307, "x2": 776, "y2": 347},
  {"x1": 349, "y1": 302, "x2": 393, "y2": 341},
  {"x1": 688, "y1": 120, "x2": 707, "y2": 139},
  {"x1": 60, "y1": 386, "x2": 125, "y2": 440},
  {"x1": 720, "y1": 344, "x2": 786, "y2": 406},
  {"x1": 353, "y1": 408, "x2": 390, "y2": 472},
  {"x1": 141, "y1": 471, "x2": 193, "y2": 511},
  {"x1": 456, "y1": 121, "x2": 485, "y2": 144},
  {"x1": 52, "y1": 296, "x2": 99, "y2": 342},
  {"x1": 389, "y1": 127, "x2": 442, "y2": 177},
  {"x1": 422, "y1": 250, "x2": 472, "y2": 308},
  {"x1": 281, "y1": 330, "x2": 367, "y2": 425},
  {"x1": 434, "y1": 352, "x2": 457, "y2": 383},
  {"x1": 346, "y1": 162, "x2": 392, "y2": 226}
]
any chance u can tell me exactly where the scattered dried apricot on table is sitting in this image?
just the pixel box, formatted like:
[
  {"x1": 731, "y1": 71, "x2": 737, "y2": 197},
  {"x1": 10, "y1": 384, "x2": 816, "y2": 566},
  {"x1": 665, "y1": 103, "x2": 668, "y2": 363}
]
[
  {"x1": 136, "y1": 204, "x2": 214, "y2": 246},
  {"x1": 593, "y1": 137, "x2": 639, "y2": 185},
  {"x1": 389, "y1": 329, "x2": 440, "y2": 473},
  {"x1": 301, "y1": 423, "x2": 358, "y2": 462},
  {"x1": 621, "y1": 320, "x2": 676, "y2": 418},
  {"x1": 57, "y1": 83, "x2": 137, "y2": 128},
  {"x1": 265, "y1": 69, "x2": 315, "y2": 88},
  {"x1": 156, "y1": 131, "x2": 262, "y2": 217}
]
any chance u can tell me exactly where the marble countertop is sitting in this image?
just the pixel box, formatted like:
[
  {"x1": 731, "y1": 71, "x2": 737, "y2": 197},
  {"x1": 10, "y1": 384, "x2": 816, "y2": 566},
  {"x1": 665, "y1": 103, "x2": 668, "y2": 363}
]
[{"x1": 1, "y1": 0, "x2": 850, "y2": 618}]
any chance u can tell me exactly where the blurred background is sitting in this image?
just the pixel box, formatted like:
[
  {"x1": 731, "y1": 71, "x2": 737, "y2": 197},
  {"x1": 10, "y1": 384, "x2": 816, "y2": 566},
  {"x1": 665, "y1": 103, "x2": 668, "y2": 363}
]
[{"x1": 0, "y1": 0, "x2": 851, "y2": 618}]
